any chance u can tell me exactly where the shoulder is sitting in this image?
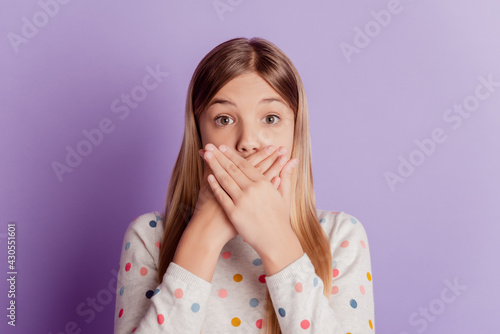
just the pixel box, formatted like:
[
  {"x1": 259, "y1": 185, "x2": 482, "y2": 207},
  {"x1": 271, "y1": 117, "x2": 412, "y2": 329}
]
[
  {"x1": 122, "y1": 211, "x2": 165, "y2": 263},
  {"x1": 315, "y1": 208, "x2": 370, "y2": 250}
]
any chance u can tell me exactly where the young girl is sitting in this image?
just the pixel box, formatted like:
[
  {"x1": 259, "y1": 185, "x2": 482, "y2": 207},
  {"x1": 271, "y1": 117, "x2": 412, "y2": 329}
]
[{"x1": 114, "y1": 37, "x2": 375, "y2": 333}]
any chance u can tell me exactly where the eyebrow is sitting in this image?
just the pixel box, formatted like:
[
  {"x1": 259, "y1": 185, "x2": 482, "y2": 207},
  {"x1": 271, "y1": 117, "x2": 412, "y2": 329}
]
[{"x1": 207, "y1": 97, "x2": 288, "y2": 109}]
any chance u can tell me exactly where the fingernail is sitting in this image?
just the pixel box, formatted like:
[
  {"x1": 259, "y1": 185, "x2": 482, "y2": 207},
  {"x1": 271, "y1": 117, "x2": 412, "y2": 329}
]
[
  {"x1": 266, "y1": 145, "x2": 276, "y2": 154},
  {"x1": 290, "y1": 159, "x2": 299, "y2": 168},
  {"x1": 198, "y1": 149, "x2": 204, "y2": 157},
  {"x1": 278, "y1": 147, "x2": 286, "y2": 155},
  {"x1": 206, "y1": 144, "x2": 215, "y2": 151},
  {"x1": 219, "y1": 145, "x2": 227, "y2": 152}
]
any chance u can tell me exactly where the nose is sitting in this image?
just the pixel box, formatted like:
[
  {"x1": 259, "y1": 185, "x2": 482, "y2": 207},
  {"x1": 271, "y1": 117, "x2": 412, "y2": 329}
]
[{"x1": 235, "y1": 122, "x2": 266, "y2": 155}]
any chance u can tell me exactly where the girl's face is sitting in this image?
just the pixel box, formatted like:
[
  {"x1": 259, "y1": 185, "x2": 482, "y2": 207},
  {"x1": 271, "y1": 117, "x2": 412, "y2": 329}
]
[{"x1": 199, "y1": 71, "x2": 295, "y2": 160}]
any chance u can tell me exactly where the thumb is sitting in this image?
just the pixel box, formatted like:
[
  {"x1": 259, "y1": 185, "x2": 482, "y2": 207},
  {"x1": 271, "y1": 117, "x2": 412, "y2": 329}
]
[{"x1": 278, "y1": 158, "x2": 299, "y2": 209}]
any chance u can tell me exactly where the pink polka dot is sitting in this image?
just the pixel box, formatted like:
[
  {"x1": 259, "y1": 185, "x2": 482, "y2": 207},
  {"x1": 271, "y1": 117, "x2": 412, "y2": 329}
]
[
  {"x1": 331, "y1": 286, "x2": 339, "y2": 294},
  {"x1": 218, "y1": 289, "x2": 228, "y2": 298},
  {"x1": 300, "y1": 320, "x2": 310, "y2": 329},
  {"x1": 360, "y1": 285, "x2": 366, "y2": 295},
  {"x1": 340, "y1": 240, "x2": 349, "y2": 248},
  {"x1": 140, "y1": 267, "x2": 148, "y2": 276},
  {"x1": 157, "y1": 314, "x2": 164, "y2": 325},
  {"x1": 222, "y1": 251, "x2": 231, "y2": 259},
  {"x1": 295, "y1": 282, "x2": 303, "y2": 292},
  {"x1": 259, "y1": 275, "x2": 266, "y2": 283},
  {"x1": 174, "y1": 288, "x2": 183, "y2": 298},
  {"x1": 125, "y1": 263, "x2": 131, "y2": 272},
  {"x1": 119, "y1": 309, "x2": 124, "y2": 318},
  {"x1": 256, "y1": 319, "x2": 263, "y2": 329},
  {"x1": 155, "y1": 241, "x2": 161, "y2": 249},
  {"x1": 360, "y1": 240, "x2": 366, "y2": 248},
  {"x1": 332, "y1": 268, "x2": 339, "y2": 278}
]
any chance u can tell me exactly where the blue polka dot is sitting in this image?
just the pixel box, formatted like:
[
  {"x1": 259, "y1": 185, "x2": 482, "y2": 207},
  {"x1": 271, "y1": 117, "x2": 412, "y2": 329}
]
[
  {"x1": 249, "y1": 298, "x2": 259, "y2": 307},
  {"x1": 156, "y1": 215, "x2": 162, "y2": 221},
  {"x1": 278, "y1": 308, "x2": 286, "y2": 317},
  {"x1": 350, "y1": 299, "x2": 357, "y2": 308},
  {"x1": 319, "y1": 218, "x2": 326, "y2": 223},
  {"x1": 149, "y1": 220, "x2": 157, "y2": 228},
  {"x1": 153, "y1": 288, "x2": 160, "y2": 296},
  {"x1": 120, "y1": 286, "x2": 125, "y2": 296},
  {"x1": 145, "y1": 290, "x2": 154, "y2": 299},
  {"x1": 313, "y1": 277, "x2": 318, "y2": 287},
  {"x1": 332, "y1": 260, "x2": 337, "y2": 268},
  {"x1": 125, "y1": 242, "x2": 130, "y2": 250},
  {"x1": 191, "y1": 303, "x2": 200, "y2": 312},
  {"x1": 253, "y1": 258, "x2": 262, "y2": 266},
  {"x1": 350, "y1": 217, "x2": 357, "y2": 224}
]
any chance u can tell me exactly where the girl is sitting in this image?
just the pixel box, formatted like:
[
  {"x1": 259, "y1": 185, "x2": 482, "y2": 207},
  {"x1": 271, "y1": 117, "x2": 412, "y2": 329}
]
[{"x1": 114, "y1": 37, "x2": 375, "y2": 333}]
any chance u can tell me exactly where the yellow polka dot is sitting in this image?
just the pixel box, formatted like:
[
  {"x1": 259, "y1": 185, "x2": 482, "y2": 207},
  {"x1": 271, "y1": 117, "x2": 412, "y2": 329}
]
[
  {"x1": 231, "y1": 317, "x2": 241, "y2": 327},
  {"x1": 366, "y1": 272, "x2": 372, "y2": 281},
  {"x1": 233, "y1": 274, "x2": 243, "y2": 282},
  {"x1": 369, "y1": 319, "x2": 373, "y2": 329}
]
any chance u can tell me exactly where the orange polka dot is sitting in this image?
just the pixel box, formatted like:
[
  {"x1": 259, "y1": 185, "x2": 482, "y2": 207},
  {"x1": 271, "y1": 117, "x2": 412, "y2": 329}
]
[
  {"x1": 174, "y1": 288, "x2": 183, "y2": 298},
  {"x1": 300, "y1": 320, "x2": 310, "y2": 329},
  {"x1": 295, "y1": 282, "x2": 303, "y2": 292},
  {"x1": 331, "y1": 286, "x2": 339, "y2": 294},
  {"x1": 218, "y1": 289, "x2": 228, "y2": 298},
  {"x1": 118, "y1": 309, "x2": 123, "y2": 318},
  {"x1": 369, "y1": 319, "x2": 373, "y2": 329},
  {"x1": 140, "y1": 267, "x2": 148, "y2": 276},
  {"x1": 367, "y1": 272, "x2": 372, "y2": 281},
  {"x1": 155, "y1": 241, "x2": 161, "y2": 249},
  {"x1": 360, "y1": 240, "x2": 366, "y2": 248},
  {"x1": 231, "y1": 317, "x2": 241, "y2": 327},
  {"x1": 360, "y1": 285, "x2": 366, "y2": 295},
  {"x1": 125, "y1": 263, "x2": 131, "y2": 272},
  {"x1": 233, "y1": 274, "x2": 243, "y2": 282},
  {"x1": 332, "y1": 268, "x2": 339, "y2": 278},
  {"x1": 340, "y1": 240, "x2": 349, "y2": 248},
  {"x1": 222, "y1": 251, "x2": 231, "y2": 259},
  {"x1": 157, "y1": 314, "x2": 164, "y2": 325}
]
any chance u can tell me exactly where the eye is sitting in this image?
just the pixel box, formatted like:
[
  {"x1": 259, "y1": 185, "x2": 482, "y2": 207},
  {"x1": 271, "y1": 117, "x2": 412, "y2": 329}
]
[
  {"x1": 214, "y1": 114, "x2": 281, "y2": 127},
  {"x1": 263, "y1": 114, "x2": 281, "y2": 126},
  {"x1": 214, "y1": 115, "x2": 234, "y2": 127}
]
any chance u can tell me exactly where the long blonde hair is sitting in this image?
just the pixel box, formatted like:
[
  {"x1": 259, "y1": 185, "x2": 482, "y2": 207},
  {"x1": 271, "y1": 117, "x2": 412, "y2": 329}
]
[{"x1": 157, "y1": 37, "x2": 332, "y2": 333}]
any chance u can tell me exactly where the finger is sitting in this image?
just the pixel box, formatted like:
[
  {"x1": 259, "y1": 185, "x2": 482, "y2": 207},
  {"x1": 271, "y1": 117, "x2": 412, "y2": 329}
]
[
  {"x1": 209, "y1": 144, "x2": 260, "y2": 188},
  {"x1": 278, "y1": 158, "x2": 299, "y2": 211},
  {"x1": 245, "y1": 145, "x2": 277, "y2": 167},
  {"x1": 203, "y1": 146, "x2": 244, "y2": 200},
  {"x1": 262, "y1": 149, "x2": 289, "y2": 181},
  {"x1": 207, "y1": 173, "x2": 235, "y2": 213}
]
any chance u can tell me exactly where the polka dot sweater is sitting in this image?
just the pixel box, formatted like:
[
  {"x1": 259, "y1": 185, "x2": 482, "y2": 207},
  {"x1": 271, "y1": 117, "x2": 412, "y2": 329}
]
[{"x1": 114, "y1": 209, "x2": 375, "y2": 333}]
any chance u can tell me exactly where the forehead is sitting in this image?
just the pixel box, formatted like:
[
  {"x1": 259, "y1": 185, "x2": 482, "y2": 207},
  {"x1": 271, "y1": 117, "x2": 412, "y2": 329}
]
[{"x1": 206, "y1": 73, "x2": 293, "y2": 112}]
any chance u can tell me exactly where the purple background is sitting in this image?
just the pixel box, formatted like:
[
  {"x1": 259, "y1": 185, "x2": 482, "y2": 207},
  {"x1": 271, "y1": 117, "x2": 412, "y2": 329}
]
[{"x1": 1, "y1": 0, "x2": 499, "y2": 333}]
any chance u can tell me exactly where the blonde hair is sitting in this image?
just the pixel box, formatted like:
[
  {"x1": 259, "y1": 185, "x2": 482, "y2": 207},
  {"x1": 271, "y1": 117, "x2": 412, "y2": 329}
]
[{"x1": 157, "y1": 37, "x2": 332, "y2": 333}]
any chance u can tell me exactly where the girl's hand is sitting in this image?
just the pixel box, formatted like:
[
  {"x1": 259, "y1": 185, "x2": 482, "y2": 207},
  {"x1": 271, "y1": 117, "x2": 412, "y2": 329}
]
[
  {"x1": 192, "y1": 144, "x2": 290, "y2": 249},
  {"x1": 202, "y1": 143, "x2": 299, "y2": 255}
]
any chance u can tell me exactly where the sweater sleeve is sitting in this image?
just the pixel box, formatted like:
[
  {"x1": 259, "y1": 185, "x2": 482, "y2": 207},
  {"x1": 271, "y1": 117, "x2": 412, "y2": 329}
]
[
  {"x1": 264, "y1": 211, "x2": 375, "y2": 333},
  {"x1": 113, "y1": 212, "x2": 213, "y2": 333}
]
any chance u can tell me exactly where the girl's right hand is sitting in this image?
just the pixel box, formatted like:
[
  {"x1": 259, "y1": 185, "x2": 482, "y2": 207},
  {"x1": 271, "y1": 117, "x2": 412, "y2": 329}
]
[{"x1": 191, "y1": 145, "x2": 290, "y2": 249}]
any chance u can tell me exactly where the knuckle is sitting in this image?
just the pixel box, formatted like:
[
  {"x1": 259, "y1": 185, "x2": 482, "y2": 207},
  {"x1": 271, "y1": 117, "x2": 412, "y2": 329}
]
[{"x1": 228, "y1": 162, "x2": 239, "y2": 174}]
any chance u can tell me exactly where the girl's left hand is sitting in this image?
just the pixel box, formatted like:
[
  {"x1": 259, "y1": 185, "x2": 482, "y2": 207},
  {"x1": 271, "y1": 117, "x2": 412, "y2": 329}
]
[{"x1": 202, "y1": 143, "x2": 299, "y2": 255}]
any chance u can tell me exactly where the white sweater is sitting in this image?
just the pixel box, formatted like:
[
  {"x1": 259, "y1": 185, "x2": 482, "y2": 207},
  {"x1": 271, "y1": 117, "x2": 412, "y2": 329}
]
[{"x1": 114, "y1": 209, "x2": 375, "y2": 333}]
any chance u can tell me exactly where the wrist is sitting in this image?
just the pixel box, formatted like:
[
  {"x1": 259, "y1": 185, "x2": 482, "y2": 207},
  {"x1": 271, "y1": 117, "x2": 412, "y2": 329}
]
[{"x1": 258, "y1": 230, "x2": 304, "y2": 276}]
